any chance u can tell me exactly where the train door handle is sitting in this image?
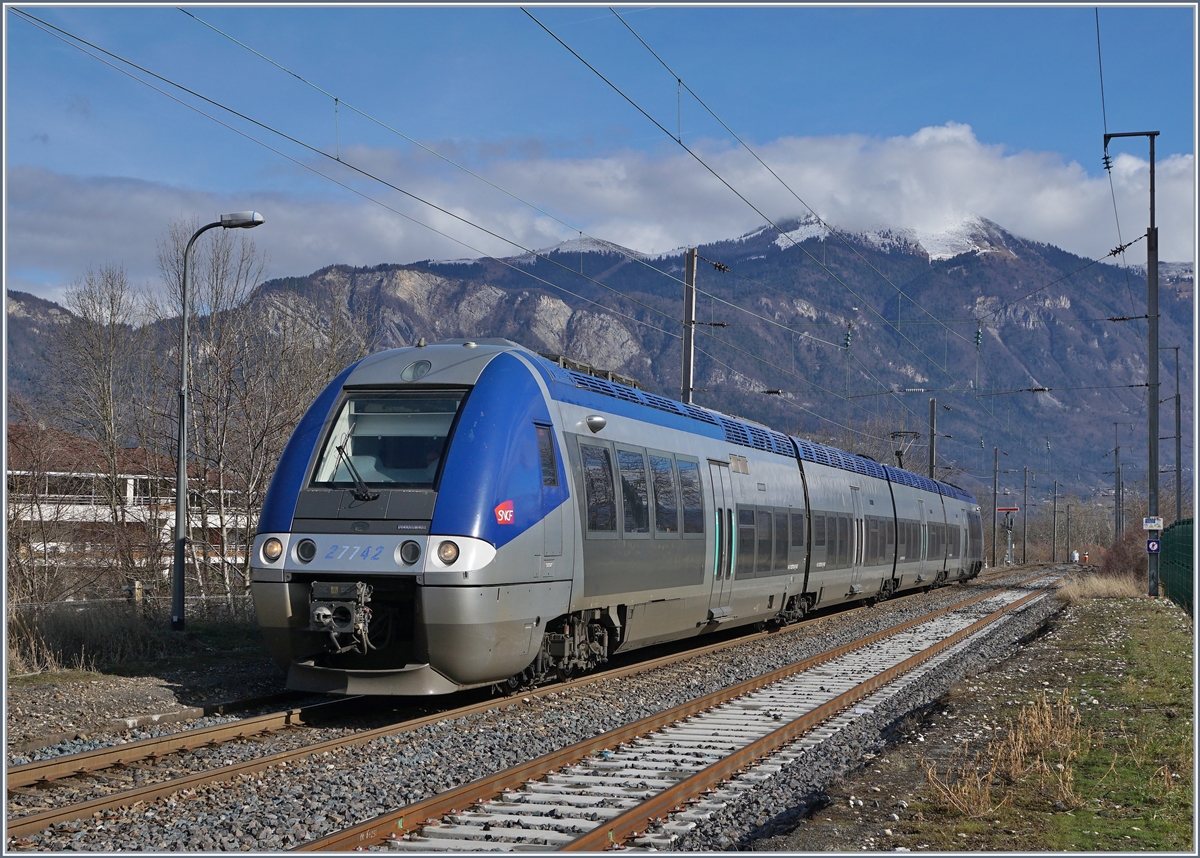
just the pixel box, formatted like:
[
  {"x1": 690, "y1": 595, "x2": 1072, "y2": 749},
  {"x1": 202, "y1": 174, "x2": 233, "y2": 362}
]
[
  {"x1": 713, "y1": 507, "x2": 723, "y2": 579},
  {"x1": 725, "y1": 508, "x2": 734, "y2": 579}
]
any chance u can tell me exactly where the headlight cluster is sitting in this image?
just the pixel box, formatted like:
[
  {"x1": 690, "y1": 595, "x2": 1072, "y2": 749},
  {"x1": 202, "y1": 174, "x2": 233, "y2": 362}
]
[
  {"x1": 436, "y1": 540, "x2": 460, "y2": 565},
  {"x1": 295, "y1": 539, "x2": 317, "y2": 563},
  {"x1": 262, "y1": 537, "x2": 283, "y2": 563},
  {"x1": 260, "y1": 536, "x2": 463, "y2": 568},
  {"x1": 397, "y1": 540, "x2": 422, "y2": 565}
]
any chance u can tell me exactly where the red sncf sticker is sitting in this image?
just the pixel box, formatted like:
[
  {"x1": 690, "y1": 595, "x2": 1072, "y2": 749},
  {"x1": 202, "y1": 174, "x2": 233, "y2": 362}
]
[{"x1": 494, "y1": 500, "x2": 515, "y2": 524}]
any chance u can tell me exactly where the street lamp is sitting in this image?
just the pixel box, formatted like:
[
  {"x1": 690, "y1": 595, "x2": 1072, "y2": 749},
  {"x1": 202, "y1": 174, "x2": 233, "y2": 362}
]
[{"x1": 172, "y1": 212, "x2": 264, "y2": 631}]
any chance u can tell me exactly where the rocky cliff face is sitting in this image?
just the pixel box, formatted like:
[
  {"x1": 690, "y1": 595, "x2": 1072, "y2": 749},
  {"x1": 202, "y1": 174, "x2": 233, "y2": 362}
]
[
  {"x1": 8, "y1": 216, "x2": 1192, "y2": 498},
  {"x1": 6, "y1": 291, "x2": 70, "y2": 398}
]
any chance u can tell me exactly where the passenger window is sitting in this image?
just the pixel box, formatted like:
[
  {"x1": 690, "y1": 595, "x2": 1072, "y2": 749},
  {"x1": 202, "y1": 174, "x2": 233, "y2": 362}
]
[
  {"x1": 617, "y1": 449, "x2": 649, "y2": 534},
  {"x1": 649, "y1": 455, "x2": 678, "y2": 534},
  {"x1": 678, "y1": 460, "x2": 704, "y2": 534},
  {"x1": 791, "y1": 511, "x2": 805, "y2": 548},
  {"x1": 736, "y1": 507, "x2": 756, "y2": 577},
  {"x1": 536, "y1": 425, "x2": 558, "y2": 487},
  {"x1": 756, "y1": 510, "x2": 773, "y2": 574},
  {"x1": 814, "y1": 514, "x2": 826, "y2": 548},
  {"x1": 580, "y1": 444, "x2": 616, "y2": 532},
  {"x1": 774, "y1": 511, "x2": 789, "y2": 570}
]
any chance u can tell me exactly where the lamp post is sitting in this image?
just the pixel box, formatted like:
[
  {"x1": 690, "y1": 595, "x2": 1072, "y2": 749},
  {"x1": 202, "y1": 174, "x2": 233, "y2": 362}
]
[{"x1": 172, "y1": 212, "x2": 264, "y2": 631}]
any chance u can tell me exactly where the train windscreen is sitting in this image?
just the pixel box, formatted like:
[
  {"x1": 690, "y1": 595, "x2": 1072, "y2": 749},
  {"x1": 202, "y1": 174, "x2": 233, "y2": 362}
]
[{"x1": 310, "y1": 391, "x2": 466, "y2": 490}]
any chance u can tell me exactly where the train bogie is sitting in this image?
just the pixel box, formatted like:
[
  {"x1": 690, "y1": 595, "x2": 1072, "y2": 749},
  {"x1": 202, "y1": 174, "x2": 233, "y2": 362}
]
[{"x1": 251, "y1": 338, "x2": 983, "y2": 695}]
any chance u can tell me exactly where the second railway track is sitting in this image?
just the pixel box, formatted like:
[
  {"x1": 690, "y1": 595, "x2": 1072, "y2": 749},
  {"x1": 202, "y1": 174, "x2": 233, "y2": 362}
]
[
  {"x1": 301, "y1": 570, "x2": 1065, "y2": 851},
  {"x1": 5, "y1": 567, "x2": 1069, "y2": 851}
]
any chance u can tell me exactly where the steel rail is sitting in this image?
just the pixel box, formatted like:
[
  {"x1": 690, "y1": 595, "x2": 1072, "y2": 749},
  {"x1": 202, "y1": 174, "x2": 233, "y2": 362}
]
[
  {"x1": 6, "y1": 569, "x2": 1047, "y2": 842},
  {"x1": 294, "y1": 571, "x2": 1056, "y2": 851},
  {"x1": 6, "y1": 697, "x2": 357, "y2": 788},
  {"x1": 564, "y1": 582, "x2": 1055, "y2": 850},
  {"x1": 6, "y1": 689, "x2": 308, "y2": 756}
]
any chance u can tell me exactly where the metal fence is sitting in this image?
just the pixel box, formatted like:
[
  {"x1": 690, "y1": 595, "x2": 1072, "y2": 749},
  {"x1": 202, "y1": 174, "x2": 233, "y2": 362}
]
[{"x1": 1161, "y1": 517, "x2": 1193, "y2": 618}]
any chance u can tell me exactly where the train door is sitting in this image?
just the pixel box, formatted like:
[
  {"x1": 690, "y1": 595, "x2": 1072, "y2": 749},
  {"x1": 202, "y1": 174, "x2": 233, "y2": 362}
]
[
  {"x1": 536, "y1": 425, "x2": 563, "y2": 562},
  {"x1": 849, "y1": 486, "x2": 864, "y2": 592},
  {"x1": 707, "y1": 461, "x2": 735, "y2": 621}
]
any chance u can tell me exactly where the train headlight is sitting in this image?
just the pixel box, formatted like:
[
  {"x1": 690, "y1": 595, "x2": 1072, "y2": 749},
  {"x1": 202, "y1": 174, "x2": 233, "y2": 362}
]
[
  {"x1": 397, "y1": 540, "x2": 421, "y2": 566},
  {"x1": 436, "y1": 540, "x2": 460, "y2": 565},
  {"x1": 262, "y1": 537, "x2": 283, "y2": 563},
  {"x1": 295, "y1": 539, "x2": 316, "y2": 563}
]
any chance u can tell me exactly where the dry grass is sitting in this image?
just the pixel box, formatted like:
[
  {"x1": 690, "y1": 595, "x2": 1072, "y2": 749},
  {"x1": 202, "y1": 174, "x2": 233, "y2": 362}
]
[
  {"x1": 922, "y1": 689, "x2": 1089, "y2": 816},
  {"x1": 6, "y1": 599, "x2": 261, "y2": 676},
  {"x1": 6, "y1": 603, "x2": 165, "y2": 674},
  {"x1": 1057, "y1": 571, "x2": 1143, "y2": 605}
]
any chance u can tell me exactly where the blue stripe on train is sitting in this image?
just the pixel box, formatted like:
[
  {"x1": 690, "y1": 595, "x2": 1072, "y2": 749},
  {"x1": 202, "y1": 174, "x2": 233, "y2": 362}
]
[{"x1": 432, "y1": 352, "x2": 568, "y2": 548}]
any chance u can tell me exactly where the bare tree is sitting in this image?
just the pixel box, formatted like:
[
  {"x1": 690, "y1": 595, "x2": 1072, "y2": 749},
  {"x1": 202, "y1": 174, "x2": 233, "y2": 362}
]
[
  {"x1": 47, "y1": 263, "x2": 149, "y2": 592},
  {"x1": 152, "y1": 220, "x2": 381, "y2": 608}
]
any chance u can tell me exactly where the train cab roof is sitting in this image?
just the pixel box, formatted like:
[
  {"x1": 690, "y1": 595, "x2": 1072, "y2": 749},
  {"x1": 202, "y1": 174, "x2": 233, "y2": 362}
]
[{"x1": 342, "y1": 339, "x2": 978, "y2": 507}]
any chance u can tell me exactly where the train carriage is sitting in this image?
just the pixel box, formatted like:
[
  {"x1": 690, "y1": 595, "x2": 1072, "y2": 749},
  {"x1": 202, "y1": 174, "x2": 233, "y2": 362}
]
[{"x1": 251, "y1": 339, "x2": 983, "y2": 695}]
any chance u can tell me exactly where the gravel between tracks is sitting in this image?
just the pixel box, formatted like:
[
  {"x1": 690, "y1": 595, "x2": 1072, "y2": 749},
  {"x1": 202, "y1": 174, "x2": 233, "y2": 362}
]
[
  {"x1": 6, "y1": 657, "x2": 287, "y2": 763},
  {"x1": 7, "y1": 569, "x2": 1065, "y2": 851}
]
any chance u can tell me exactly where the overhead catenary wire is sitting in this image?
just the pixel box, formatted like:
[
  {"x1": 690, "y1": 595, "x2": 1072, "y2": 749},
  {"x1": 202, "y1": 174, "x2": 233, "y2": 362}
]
[
  {"x1": 182, "y1": 3, "x2": 934, "y2": 388},
  {"x1": 974, "y1": 382, "x2": 1150, "y2": 399},
  {"x1": 22, "y1": 8, "x2": 1145, "y2": 491},
  {"x1": 523, "y1": 7, "x2": 964, "y2": 388},
  {"x1": 171, "y1": 5, "x2": 1150, "y2": 458},
  {"x1": 690, "y1": 344, "x2": 898, "y2": 447},
  {"x1": 17, "y1": 5, "x2": 1004, "y2": 461},
  {"x1": 979, "y1": 234, "x2": 1144, "y2": 322},
  {"x1": 179, "y1": 5, "x2": 934, "y2": 431},
  {"x1": 609, "y1": 7, "x2": 975, "y2": 349},
  {"x1": 12, "y1": 8, "x2": 689, "y2": 337},
  {"x1": 177, "y1": 7, "x2": 717, "y2": 308},
  {"x1": 10, "y1": 8, "x2": 682, "y2": 345},
  {"x1": 1095, "y1": 8, "x2": 1142, "y2": 320},
  {"x1": 15, "y1": 6, "x2": 923, "y2": 448}
]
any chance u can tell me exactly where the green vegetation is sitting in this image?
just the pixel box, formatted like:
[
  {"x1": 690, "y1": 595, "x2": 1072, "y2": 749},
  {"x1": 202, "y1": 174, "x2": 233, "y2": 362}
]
[{"x1": 913, "y1": 597, "x2": 1193, "y2": 851}]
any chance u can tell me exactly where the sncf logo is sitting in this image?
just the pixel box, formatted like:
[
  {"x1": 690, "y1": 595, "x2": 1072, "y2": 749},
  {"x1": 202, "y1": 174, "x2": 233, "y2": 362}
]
[{"x1": 494, "y1": 500, "x2": 515, "y2": 524}]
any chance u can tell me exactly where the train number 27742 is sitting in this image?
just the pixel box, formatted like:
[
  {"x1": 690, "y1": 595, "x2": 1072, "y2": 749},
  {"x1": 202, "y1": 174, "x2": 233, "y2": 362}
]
[{"x1": 324, "y1": 545, "x2": 385, "y2": 561}]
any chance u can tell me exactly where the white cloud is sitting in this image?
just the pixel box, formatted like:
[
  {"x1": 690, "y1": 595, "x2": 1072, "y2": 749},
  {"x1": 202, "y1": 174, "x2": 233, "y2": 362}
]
[{"x1": 4, "y1": 124, "x2": 1194, "y2": 304}]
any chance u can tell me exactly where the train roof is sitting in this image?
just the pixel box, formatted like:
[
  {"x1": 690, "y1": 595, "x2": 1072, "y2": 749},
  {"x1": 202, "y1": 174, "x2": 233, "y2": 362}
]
[
  {"x1": 335, "y1": 341, "x2": 977, "y2": 506},
  {"x1": 531, "y1": 353, "x2": 977, "y2": 505}
]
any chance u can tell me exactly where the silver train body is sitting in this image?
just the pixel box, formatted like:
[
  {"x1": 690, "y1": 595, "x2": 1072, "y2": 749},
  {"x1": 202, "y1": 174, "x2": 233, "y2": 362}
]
[{"x1": 251, "y1": 339, "x2": 984, "y2": 695}]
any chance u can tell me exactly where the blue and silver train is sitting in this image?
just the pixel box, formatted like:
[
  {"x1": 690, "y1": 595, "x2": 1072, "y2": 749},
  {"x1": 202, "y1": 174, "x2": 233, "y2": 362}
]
[{"x1": 251, "y1": 339, "x2": 984, "y2": 695}]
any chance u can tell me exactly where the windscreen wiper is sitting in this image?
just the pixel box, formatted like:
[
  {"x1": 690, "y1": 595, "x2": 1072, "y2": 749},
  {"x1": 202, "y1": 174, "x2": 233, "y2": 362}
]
[{"x1": 335, "y1": 439, "x2": 380, "y2": 502}]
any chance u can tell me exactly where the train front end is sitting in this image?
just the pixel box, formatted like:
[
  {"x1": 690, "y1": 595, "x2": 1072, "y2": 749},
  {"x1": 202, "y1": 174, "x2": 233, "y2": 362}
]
[{"x1": 250, "y1": 340, "x2": 573, "y2": 695}]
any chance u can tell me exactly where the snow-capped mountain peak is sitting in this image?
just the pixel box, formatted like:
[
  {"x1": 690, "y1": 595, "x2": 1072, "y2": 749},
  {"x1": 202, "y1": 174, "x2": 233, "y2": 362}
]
[
  {"x1": 518, "y1": 236, "x2": 644, "y2": 263},
  {"x1": 772, "y1": 212, "x2": 1016, "y2": 262}
]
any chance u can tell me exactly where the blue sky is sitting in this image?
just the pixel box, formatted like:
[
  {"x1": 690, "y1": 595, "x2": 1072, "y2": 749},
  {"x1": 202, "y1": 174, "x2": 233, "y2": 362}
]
[{"x1": 4, "y1": 4, "x2": 1196, "y2": 303}]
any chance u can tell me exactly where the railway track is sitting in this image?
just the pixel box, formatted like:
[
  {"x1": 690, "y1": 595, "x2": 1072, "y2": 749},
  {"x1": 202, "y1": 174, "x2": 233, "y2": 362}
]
[
  {"x1": 297, "y1": 570, "x2": 1064, "y2": 851},
  {"x1": 5, "y1": 567, "x2": 1061, "y2": 847}
]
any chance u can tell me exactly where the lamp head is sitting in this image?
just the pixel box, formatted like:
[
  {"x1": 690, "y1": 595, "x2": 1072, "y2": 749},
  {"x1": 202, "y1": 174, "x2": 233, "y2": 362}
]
[{"x1": 220, "y1": 211, "x2": 264, "y2": 229}]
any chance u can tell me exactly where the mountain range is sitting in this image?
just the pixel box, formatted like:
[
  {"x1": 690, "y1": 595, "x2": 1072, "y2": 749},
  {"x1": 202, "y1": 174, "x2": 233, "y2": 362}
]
[{"x1": 7, "y1": 214, "x2": 1193, "y2": 504}]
